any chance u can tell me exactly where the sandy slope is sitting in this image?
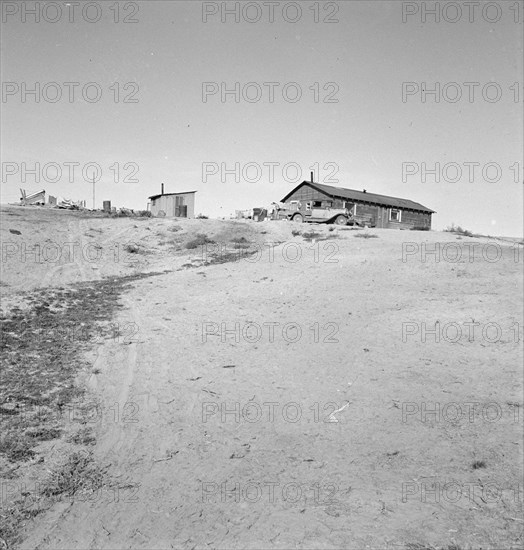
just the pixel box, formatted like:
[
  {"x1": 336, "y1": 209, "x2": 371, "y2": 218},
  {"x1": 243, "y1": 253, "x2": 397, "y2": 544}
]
[{"x1": 1, "y1": 206, "x2": 523, "y2": 549}]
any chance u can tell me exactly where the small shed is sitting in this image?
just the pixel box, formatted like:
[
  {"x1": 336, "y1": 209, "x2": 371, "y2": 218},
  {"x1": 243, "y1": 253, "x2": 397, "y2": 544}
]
[
  {"x1": 281, "y1": 179, "x2": 435, "y2": 229},
  {"x1": 148, "y1": 184, "x2": 197, "y2": 218}
]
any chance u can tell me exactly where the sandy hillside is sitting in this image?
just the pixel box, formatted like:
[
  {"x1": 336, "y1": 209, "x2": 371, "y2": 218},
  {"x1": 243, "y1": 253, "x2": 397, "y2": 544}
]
[{"x1": 1, "y1": 205, "x2": 523, "y2": 550}]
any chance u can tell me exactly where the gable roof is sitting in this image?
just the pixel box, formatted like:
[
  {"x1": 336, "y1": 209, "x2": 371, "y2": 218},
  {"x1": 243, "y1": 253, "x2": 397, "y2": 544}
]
[
  {"x1": 281, "y1": 181, "x2": 435, "y2": 213},
  {"x1": 148, "y1": 190, "x2": 197, "y2": 200}
]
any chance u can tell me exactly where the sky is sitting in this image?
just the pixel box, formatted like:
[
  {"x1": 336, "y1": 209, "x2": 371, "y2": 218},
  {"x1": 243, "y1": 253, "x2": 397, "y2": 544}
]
[{"x1": 1, "y1": 0, "x2": 522, "y2": 236}]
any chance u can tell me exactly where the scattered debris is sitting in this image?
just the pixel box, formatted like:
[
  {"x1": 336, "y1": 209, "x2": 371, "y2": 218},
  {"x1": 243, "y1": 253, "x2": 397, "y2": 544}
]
[
  {"x1": 229, "y1": 451, "x2": 246, "y2": 459},
  {"x1": 153, "y1": 450, "x2": 179, "y2": 463},
  {"x1": 327, "y1": 402, "x2": 351, "y2": 423}
]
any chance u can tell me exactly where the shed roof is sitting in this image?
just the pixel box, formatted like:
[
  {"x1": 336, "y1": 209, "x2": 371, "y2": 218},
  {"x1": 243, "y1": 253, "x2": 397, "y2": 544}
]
[
  {"x1": 148, "y1": 191, "x2": 197, "y2": 200},
  {"x1": 282, "y1": 182, "x2": 435, "y2": 213}
]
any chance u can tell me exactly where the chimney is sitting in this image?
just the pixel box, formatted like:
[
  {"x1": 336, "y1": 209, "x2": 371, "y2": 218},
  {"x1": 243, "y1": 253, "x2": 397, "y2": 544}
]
[
  {"x1": 161, "y1": 183, "x2": 164, "y2": 195},
  {"x1": 310, "y1": 171, "x2": 314, "y2": 182},
  {"x1": 363, "y1": 189, "x2": 367, "y2": 193}
]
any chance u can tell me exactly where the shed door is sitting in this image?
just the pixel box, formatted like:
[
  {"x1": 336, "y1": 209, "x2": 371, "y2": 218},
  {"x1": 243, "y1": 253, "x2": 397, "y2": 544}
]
[{"x1": 175, "y1": 196, "x2": 186, "y2": 217}]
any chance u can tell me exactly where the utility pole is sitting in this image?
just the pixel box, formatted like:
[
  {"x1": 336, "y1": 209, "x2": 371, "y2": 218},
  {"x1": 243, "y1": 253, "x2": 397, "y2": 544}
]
[{"x1": 92, "y1": 174, "x2": 95, "y2": 210}]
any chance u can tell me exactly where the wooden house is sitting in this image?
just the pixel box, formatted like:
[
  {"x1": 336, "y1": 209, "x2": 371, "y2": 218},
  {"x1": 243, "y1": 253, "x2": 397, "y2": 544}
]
[{"x1": 281, "y1": 179, "x2": 435, "y2": 229}]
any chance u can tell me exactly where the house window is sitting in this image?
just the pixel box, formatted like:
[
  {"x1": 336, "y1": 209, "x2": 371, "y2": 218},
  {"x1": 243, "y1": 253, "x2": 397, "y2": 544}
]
[
  {"x1": 312, "y1": 200, "x2": 322, "y2": 207},
  {"x1": 389, "y1": 209, "x2": 402, "y2": 222}
]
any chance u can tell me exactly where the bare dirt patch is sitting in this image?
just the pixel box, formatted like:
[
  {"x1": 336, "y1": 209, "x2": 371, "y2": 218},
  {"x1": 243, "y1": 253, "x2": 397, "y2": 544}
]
[{"x1": 1, "y1": 206, "x2": 522, "y2": 549}]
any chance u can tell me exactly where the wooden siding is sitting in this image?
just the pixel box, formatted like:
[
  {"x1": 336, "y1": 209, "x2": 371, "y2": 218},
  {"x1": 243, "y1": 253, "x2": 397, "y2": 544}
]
[
  {"x1": 353, "y1": 203, "x2": 379, "y2": 227},
  {"x1": 355, "y1": 206, "x2": 431, "y2": 229},
  {"x1": 393, "y1": 209, "x2": 431, "y2": 229},
  {"x1": 150, "y1": 193, "x2": 196, "y2": 218}
]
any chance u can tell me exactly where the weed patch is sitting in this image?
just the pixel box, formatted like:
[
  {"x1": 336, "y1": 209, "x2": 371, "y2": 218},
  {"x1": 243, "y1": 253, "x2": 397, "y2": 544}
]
[
  {"x1": 0, "y1": 451, "x2": 110, "y2": 547},
  {"x1": 445, "y1": 224, "x2": 473, "y2": 237},
  {"x1": 40, "y1": 451, "x2": 106, "y2": 498},
  {"x1": 124, "y1": 244, "x2": 141, "y2": 254},
  {"x1": 0, "y1": 272, "x2": 160, "y2": 546},
  {"x1": 185, "y1": 233, "x2": 215, "y2": 249},
  {"x1": 0, "y1": 273, "x2": 161, "y2": 470}
]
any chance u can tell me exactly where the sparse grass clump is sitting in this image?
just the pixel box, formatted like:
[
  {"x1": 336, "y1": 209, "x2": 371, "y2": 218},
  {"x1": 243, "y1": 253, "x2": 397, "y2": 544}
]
[
  {"x1": 0, "y1": 504, "x2": 41, "y2": 549},
  {"x1": 339, "y1": 226, "x2": 362, "y2": 231},
  {"x1": 113, "y1": 210, "x2": 132, "y2": 217},
  {"x1": 354, "y1": 233, "x2": 379, "y2": 239},
  {"x1": 207, "y1": 252, "x2": 244, "y2": 264},
  {"x1": 68, "y1": 427, "x2": 96, "y2": 446},
  {"x1": 291, "y1": 230, "x2": 302, "y2": 237},
  {"x1": 0, "y1": 432, "x2": 38, "y2": 462},
  {"x1": 230, "y1": 236, "x2": 251, "y2": 249},
  {"x1": 185, "y1": 233, "x2": 215, "y2": 249},
  {"x1": 405, "y1": 544, "x2": 464, "y2": 550},
  {"x1": 124, "y1": 244, "x2": 141, "y2": 254},
  {"x1": 445, "y1": 223, "x2": 473, "y2": 237},
  {"x1": 40, "y1": 451, "x2": 106, "y2": 498},
  {"x1": 301, "y1": 231, "x2": 321, "y2": 241},
  {"x1": 0, "y1": 451, "x2": 109, "y2": 547}
]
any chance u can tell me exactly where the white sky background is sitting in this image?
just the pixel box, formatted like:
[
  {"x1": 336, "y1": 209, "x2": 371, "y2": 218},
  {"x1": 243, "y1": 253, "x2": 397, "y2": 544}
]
[{"x1": 0, "y1": 1, "x2": 522, "y2": 236}]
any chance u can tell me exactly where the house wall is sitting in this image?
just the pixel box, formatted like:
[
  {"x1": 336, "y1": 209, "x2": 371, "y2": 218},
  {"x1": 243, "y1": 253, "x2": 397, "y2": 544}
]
[
  {"x1": 353, "y1": 204, "x2": 432, "y2": 229},
  {"x1": 151, "y1": 193, "x2": 196, "y2": 218},
  {"x1": 389, "y1": 209, "x2": 431, "y2": 229},
  {"x1": 352, "y1": 203, "x2": 380, "y2": 227}
]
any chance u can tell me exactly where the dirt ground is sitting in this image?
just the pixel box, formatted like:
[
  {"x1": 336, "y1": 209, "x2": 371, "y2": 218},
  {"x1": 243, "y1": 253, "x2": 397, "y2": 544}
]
[{"x1": 1, "y1": 205, "x2": 523, "y2": 549}]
